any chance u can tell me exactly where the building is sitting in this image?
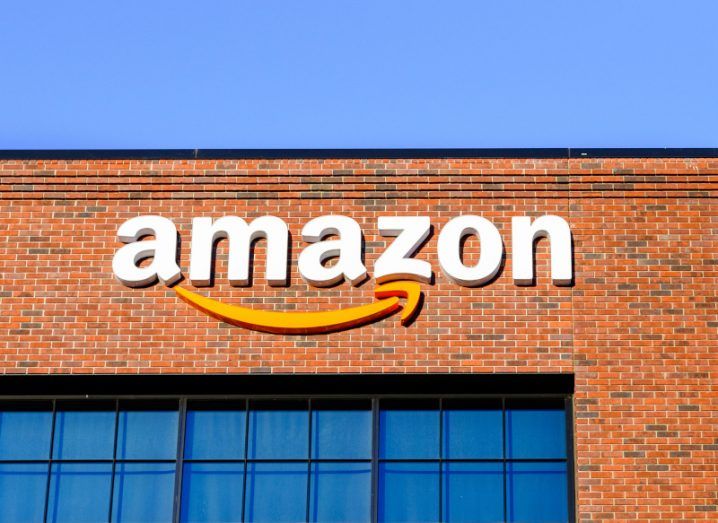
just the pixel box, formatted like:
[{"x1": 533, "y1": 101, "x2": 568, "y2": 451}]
[{"x1": 0, "y1": 149, "x2": 716, "y2": 522}]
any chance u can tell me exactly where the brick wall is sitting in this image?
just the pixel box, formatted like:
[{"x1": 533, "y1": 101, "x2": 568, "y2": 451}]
[{"x1": 0, "y1": 157, "x2": 716, "y2": 520}]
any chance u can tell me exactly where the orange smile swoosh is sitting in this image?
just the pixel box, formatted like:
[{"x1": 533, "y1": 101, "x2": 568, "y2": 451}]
[{"x1": 174, "y1": 281, "x2": 422, "y2": 334}]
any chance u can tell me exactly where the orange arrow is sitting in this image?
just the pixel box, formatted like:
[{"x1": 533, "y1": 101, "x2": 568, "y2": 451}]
[{"x1": 174, "y1": 280, "x2": 422, "y2": 334}]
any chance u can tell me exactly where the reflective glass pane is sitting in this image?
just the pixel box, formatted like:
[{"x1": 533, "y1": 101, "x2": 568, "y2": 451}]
[
  {"x1": 181, "y1": 463, "x2": 243, "y2": 523},
  {"x1": 443, "y1": 462, "x2": 504, "y2": 523},
  {"x1": 47, "y1": 463, "x2": 112, "y2": 523},
  {"x1": 53, "y1": 409, "x2": 115, "y2": 459},
  {"x1": 185, "y1": 409, "x2": 246, "y2": 459},
  {"x1": 247, "y1": 404, "x2": 308, "y2": 459},
  {"x1": 378, "y1": 462, "x2": 439, "y2": 523},
  {"x1": 312, "y1": 406, "x2": 371, "y2": 459},
  {"x1": 507, "y1": 462, "x2": 568, "y2": 523},
  {"x1": 379, "y1": 403, "x2": 439, "y2": 459},
  {"x1": 309, "y1": 462, "x2": 371, "y2": 523},
  {"x1": 117, "y1": 409, "x2": 178, "y2": 460},
  {"x1": 0, "y1": 409, "x2": 52, "y2": 460},
  {"x1": 506, "y1": 403, "x2": 566, "y2": 459},
  {"x1": 245, "y1": 462, "x2": 307, "y2": 523},
  {"x1": 443, "y1": 402, "x2": 502, "y2": 459},
  {"x1": 0, "y1": 463, "x2": 47, "y2": 523},
  {"x1": 112, "y1": 463, "x2": 175, "y2": 523}
]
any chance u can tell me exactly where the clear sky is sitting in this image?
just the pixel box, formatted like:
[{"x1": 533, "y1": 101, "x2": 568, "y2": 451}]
[{"x1": 1, "y1": 1, "x2": 716, "y2": 149}]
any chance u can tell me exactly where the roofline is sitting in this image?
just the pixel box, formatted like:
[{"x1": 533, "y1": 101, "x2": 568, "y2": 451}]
[{"x1": 0, "y1": 148, "x2": 716, "y2": 160}]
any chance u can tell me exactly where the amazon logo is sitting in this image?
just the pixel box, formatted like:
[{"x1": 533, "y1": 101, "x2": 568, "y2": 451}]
[{"x1": 112, "y1": 215, "x2": 572, "y2": 334}]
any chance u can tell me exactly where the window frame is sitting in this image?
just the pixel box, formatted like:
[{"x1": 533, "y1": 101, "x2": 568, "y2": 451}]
[{"x1": 0, "y1": 382, "x2": 575, "y2": 523}]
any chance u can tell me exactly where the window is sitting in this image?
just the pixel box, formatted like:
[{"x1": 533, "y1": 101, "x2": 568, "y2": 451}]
[{"x1": 0, "y1": 395, "x2": 572, "y2": 522}]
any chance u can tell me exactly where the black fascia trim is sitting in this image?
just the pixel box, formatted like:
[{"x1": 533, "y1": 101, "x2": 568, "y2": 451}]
[
  {"x1": 0, "y1": 373, "x2": 573, "y2": 398},
  {"x1": 0, "y1": 148, "x2": 716, "y2": 160},
  {"x1": 570, "y1": 147, "x2": 718, "y2": 158},
  {"x1": 0, "y1": 149, "x2": 195, "y2": 160},
  {"x1": 193, "y1": 148, "x2": 569, "y2": 160},
  {"x1": 0, "y1": 148, "x2": 566, "y2": 160}
]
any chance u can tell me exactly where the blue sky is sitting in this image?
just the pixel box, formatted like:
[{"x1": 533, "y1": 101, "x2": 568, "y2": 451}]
[{"x1": 1, "y1": 1, "x2": 716, "y2": 149}]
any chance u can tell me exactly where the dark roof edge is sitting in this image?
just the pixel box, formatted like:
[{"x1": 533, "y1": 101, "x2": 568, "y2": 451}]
[{"x1": 0, "y1": 148, "x2": 716, "y2": 160}]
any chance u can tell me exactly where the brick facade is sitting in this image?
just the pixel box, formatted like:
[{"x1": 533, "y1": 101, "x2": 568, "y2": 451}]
[{"x1": 0, "y1": 156, "x2": 716, "y2": 520}]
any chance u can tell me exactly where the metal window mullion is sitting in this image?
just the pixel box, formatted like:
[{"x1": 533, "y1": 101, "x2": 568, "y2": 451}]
[
  {"x1": 375, "y1": 457, "x2": 565, "y2": 464},
  {"x1": 370, "y1": 398, "x2": 379, "y2": 523},
  {"x1": 107, "y1": 399, "x2": 120, "y2": 522},
  {"x1": 42, "y1": 399, "x2": 57, "y2": 523},
  {"x1": 182, "y1": 457, "x2": 360, "y2": 464},
  {"x1": 3, "y1": 458, "x2": 175, "y2": 464},
  {"x1": 438, "y1": 398, "x2": 443, "y2": 523},
  {"x1": 171, "y1": 398, "x2": 187, "y2": 523},
  {"x1": 502, "y1": 397, "x2": 507, "y2": 523},
  {"x1": 0, "y1": 459, "x2": 53, "y2": 464},
  {"x1": 305, "y1": 399, "x2": 312, "y2": 523},
  {"x1": 241, "y1": 398, "x2": 250, "y2": 523},
  {"x1": 2, "y1": 455, "x2": 375, "y2": 463}
]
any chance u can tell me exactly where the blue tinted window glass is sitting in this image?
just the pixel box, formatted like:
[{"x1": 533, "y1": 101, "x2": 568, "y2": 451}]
[
  {"x1": 312, "y1": 409, "x2": 371, "y2": 459},
  {"x1": 379, "y1": 409, "x2": 439, "y2": 459},
  {"x1": 0, "y1": 463, "x2": 47, "y2": 523},
  {"x1": 443, "y1": 408, "x2": 502, "y2": 459},
  {"x1": 443, "y1": 462, "x2": 504, "y2": 523},
  {"x1": 117, "y1": 409, "x2": 178, "y2": 460},
  {"x1": 507, "y1": 462, "x2": 568, "y2": 523},
  {"x1": 248, "y1": 408, "x2": 308, "y2": 459},
  {"x1": 47, "y1": 463, "x2": 112, "y2": 523},
  {"x1": 245, "y1": 462, "x2": 307, "y2": 523},
  {"x1": 0, "y1": 410, "x2": 52, "y2": 460},
  {"x1": 506, "y1": 407, "x2": 566, "y2": 459},
  {"x1": 378, "y1": 462, "x2": 439, "y2": 523},
  {"x1": 181, "y1": 463, "x2": 243, "y2": 523},
  {"x1": 309, "y1": 462, "x2": 371, "y2": 523},
  {"x1": 53, "y1": 410, "x2": 115, "y2": 459},
  {"x1": 112, "y1": 463, "x2": 175, "y2": 523},
  {"x1": 185, "y1": 409, "x2": 246, "y2": 459}
]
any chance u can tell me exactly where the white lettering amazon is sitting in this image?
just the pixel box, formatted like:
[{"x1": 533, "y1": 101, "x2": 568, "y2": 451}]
[{"x1": 112, "y1": 215, "x2": 572, "y2": 288}]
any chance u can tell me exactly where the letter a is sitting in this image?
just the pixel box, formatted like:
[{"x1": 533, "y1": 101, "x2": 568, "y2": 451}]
[
  {"x1": 298, "y1": 215, "x2": 367, "y2": 287},
  {"x1": 112, "y1": 216, "x2": 182, "y2": 287}
]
